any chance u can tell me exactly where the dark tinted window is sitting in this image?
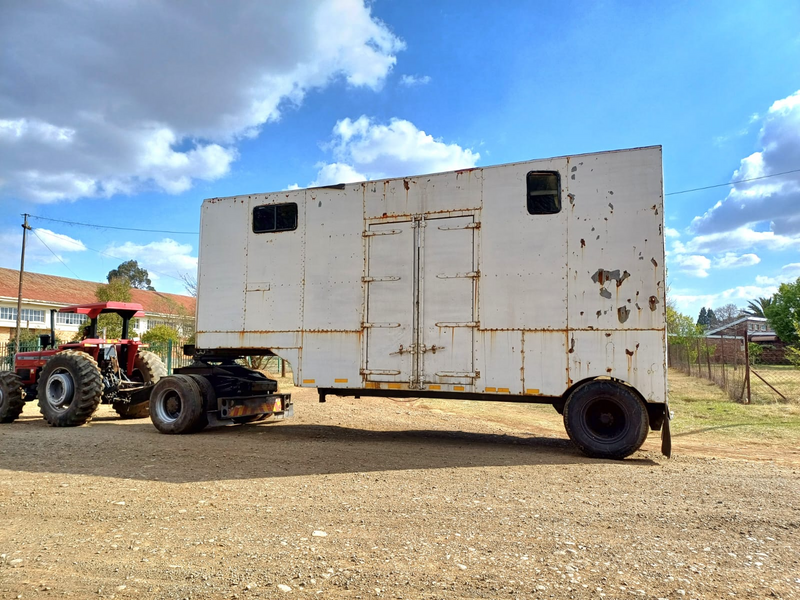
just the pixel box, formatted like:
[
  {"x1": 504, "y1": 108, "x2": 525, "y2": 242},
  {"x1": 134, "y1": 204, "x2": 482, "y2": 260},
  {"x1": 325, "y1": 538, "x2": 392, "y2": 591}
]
[
  {"x1": 253, "y1": 203, "x2": 298, "y2": 233},
  {"x1": 526, "y1": 172, "x2": 561, "y2": 214}
]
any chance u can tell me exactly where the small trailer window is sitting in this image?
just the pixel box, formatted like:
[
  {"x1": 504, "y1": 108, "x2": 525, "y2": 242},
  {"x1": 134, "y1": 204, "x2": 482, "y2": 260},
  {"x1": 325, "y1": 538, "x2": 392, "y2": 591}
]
[
  {"x1": 526, "y1": 172, "x2": 561, "y2": 215},
  {"x1": 253, "y1": 203, "x2": 298, "y2": 233}
]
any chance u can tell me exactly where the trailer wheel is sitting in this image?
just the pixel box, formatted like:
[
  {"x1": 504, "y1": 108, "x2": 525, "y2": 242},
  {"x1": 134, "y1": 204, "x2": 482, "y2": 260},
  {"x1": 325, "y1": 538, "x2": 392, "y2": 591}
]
[
  {"x1": 113, "y1": 351, "x2": 167, "y2": 419},
  {"x1": 186, "y1": 374, "x2": 213, "y2": 432},
  {"x1": 0, "y1": 371, "x2": 25, "y2": 423},
  {"x1": 563, "y1": 380, "x2": 649, "y2": 459},
  {"x1": 37, "y1": 350, "x2": 103, "y2": 427},
  {"x1": 149, "y1": 375, "x2": 204, "y2": 434}
]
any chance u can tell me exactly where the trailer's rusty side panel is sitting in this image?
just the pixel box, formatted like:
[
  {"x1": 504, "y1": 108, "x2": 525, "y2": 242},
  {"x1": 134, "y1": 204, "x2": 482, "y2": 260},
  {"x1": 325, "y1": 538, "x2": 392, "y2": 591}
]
[{"x1": 196, "y1": 146, "x2": 666, "y2": 406}]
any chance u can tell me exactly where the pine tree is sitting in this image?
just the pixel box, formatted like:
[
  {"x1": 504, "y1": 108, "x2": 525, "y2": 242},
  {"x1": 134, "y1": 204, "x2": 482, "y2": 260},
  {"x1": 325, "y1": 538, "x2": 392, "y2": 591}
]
[{"x1": 697, "y1": 307, "x2": 708, "y2": 328}]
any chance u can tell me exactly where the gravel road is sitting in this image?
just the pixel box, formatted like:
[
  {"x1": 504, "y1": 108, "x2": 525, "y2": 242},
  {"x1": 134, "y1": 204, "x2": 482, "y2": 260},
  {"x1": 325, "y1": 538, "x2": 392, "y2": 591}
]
[{"x1": 1, "y1": 387, "x2": 798, "y2": 599}]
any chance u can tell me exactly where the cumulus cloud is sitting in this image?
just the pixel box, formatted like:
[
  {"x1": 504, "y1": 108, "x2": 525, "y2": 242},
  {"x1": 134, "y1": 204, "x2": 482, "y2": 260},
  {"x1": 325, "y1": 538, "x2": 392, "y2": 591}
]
[
  {"x1": 0, "y1": 1, "x2": 403, "y2": 202},
  {"x1": 0, "y1": 227, "x2": 86, "y2": 268},
  {"x1": 309, "y1": 116, "x2": 479, "y2": 186},
  {"x1": 690, "y1": 90, "x2": 800, "y2": 240},
  {"x1": 664, "y1": 227, "x2": 680, "y2": 238},
  {"x1": 671, "y1": 284, "x2": 779, "y2": 315},
  {"x1": 400, "y1": 74, "x2": 432, "y2": 86},
  {"x1": 104, "y1": 239, "x2": 197, "y2": 285},
  {"x1": 683, "y1": 227, "x2": 800, "y2": 254},
  {"x1": 670, "y1": 253, "x2": 711, "y2": 278},
  {"x1": 713, "y1": 252, "x2": 760, "y2": 269}
]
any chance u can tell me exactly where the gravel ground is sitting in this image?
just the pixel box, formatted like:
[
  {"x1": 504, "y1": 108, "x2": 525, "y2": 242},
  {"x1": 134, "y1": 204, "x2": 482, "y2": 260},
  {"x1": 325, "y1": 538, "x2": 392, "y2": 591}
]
[{"x1": 1, "y1": 387, "x2": 799, "y2": 599}]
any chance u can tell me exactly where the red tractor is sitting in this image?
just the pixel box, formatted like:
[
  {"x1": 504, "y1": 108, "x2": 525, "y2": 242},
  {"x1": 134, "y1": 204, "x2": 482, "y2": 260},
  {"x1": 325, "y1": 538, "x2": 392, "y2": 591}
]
[{"x1": 0, "y1": 302, "x2": 166, "y2": 426}]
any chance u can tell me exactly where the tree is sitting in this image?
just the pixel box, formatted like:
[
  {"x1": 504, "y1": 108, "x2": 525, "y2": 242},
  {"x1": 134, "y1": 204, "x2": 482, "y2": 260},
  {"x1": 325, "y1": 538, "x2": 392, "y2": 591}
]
[
  {"x1": 107, "y1": 260, "x2": 155, "y2": 291},
  {"x1": 764, "y1": 278, "x2": 800, "y2": 345},
  {"x1": 712, "y1": 303, "x2": 741, "y2": 326},
  {"x1": 743, "y1": 296, "x2": 772, "y2": 318},
  {"x1": 180, "y1": 272, "x2": 197, "y2": 297},
  {"x1": 706, "y1": 308, "x2": 719, "y2": 328},
  {"x1": 667, "y1": 305, "x2": 702, "y2": 345},
  {"x1": 141, "y1": 324, "x2": 180, "y2": 345},
  {"x1": 697, "y1": 307, "x2": 708, "y2": 329}
]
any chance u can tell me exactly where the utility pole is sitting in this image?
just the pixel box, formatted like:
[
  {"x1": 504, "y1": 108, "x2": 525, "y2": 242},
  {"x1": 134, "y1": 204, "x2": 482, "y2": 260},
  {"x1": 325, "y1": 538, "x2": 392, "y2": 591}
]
[{"x1": 15, "y1": 214, "x2": 31, "y2": 354}]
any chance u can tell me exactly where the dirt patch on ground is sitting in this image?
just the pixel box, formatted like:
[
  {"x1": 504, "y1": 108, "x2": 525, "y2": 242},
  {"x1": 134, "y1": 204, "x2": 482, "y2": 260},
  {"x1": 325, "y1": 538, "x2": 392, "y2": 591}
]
[{"x1": 1, "y1": 387, "x2": 799, "y2": 599}]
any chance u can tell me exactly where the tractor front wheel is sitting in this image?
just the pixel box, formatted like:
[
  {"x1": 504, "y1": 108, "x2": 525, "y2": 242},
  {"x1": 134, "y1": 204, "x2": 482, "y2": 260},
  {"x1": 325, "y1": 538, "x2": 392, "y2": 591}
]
[
  {"x1": 37, "y1": 351, "x2": 103, "y2": 427},
  {"x1": 0, "y1": 371, "x2": 25, "y2": 423},
  {"x1": 113, "y1": 351, "x2": 167, "y2": 419}
]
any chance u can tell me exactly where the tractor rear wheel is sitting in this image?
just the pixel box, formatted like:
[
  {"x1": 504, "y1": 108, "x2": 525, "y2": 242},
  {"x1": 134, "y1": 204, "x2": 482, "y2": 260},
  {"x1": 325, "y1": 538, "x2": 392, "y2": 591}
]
[
  {"x1": 149, "y1": 375, "x2": 204, "y2": 434},
  {"x1": 0, "y1": 371, "x2": 25, "y2": 423},
  {"x1": 37, "y1": 350, "x2": 103, "y2": 427},
  {"x1": 113, "y1": 351, "x2": 167, "y2": 419}
]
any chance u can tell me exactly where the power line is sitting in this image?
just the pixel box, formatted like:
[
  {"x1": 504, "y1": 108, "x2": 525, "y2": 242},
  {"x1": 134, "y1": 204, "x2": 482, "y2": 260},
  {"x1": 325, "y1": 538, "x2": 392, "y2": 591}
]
[
  {"x1": 28, "y1": 214, "x2": 198, "y2": 235},
  {"x1": 665, "y1": 168, "x2": 800, "y2": 196},
  {"x1": 31, "y1": 228, "x2": 82, "y2": 279},
  {"x1": 35, "y1": 228, "x2": 186, "y2": 283}
]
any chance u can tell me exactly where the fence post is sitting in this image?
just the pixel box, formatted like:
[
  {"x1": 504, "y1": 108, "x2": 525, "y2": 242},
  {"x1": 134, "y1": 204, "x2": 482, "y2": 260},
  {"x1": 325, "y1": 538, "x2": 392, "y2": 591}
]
[
  {"x1": 280, "y1": 357, "x2": 286, "y2": 377},
  {"x1": 706, "y1": 340, "x2": 712, "y2": 379},
  {"x1": 743, "y1": 326, "x2": 751, "y2": 404},
  {"x1": 167, "y1": 339, "x2": 173, "y2": 375},
  {"x1": 721, "y1": 337, "x2": 727, "y2": 388}
]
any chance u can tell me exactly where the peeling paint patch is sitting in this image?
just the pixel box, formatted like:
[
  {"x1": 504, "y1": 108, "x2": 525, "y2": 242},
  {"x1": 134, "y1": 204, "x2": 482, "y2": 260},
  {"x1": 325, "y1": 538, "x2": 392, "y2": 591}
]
[
  {"x1": 618, "y1": 306, "x2": 630, "y2": 323},
  {"x1": 649, "y1": 295, "x2": 659, "y2": 311},
  {"x1": 599, "y1": 287, "x2": 612, "y2": 299},
  {"x1": 591, "y1": 268, "x2": 630, "y2": 287}
]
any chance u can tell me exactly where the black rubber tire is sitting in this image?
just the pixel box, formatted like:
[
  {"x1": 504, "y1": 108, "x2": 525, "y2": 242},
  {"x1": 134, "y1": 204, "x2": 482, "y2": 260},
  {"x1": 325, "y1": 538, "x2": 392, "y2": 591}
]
[
  {"x1": 186, "y1": 374, "x2": 213, "y2": 433},
  {"x1": 563, "y1": 380, "x2": 649, "y2": 459},
  {"x1": 37, "y1": 350, "x2": 103, "y2": 427},
  {"x1": 149, "y1": 374, "x2": 204, "y2": 434},
  {"x1": 0, "y1": 371, "x2": 25, "y2": 423},
  {"x1": 113, "y1": 351, "x2": 167, "y2": 419}
]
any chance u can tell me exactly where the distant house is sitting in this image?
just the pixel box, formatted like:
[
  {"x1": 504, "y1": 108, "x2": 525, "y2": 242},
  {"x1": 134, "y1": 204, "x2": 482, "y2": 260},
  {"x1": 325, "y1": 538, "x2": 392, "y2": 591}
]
[
  {"x1": 0, "y1": 267, "x2": 196, "y2": 343},
  {"x1": 705, "y1": 315, "x2": 786, "y2": 363}
]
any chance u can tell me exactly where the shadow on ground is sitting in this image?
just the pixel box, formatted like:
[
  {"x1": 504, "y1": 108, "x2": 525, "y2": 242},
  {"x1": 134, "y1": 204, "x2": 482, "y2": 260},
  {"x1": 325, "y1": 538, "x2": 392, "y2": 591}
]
[{"x1": 0, "y1": 415, "x2": 657, "y2": 483}]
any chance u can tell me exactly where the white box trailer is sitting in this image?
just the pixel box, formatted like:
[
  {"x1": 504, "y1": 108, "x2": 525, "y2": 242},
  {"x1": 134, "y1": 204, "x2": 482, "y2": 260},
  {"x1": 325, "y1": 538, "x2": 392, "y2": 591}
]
[{"x1": 150, "y1": 145, "x2": 670, "y2": 459}]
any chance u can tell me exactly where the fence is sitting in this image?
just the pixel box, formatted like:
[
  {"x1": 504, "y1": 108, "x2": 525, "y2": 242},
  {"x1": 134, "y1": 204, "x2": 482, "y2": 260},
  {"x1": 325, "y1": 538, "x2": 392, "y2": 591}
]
[{"x1": 669, "y1": 321, "x2": 800, "y2": 404}]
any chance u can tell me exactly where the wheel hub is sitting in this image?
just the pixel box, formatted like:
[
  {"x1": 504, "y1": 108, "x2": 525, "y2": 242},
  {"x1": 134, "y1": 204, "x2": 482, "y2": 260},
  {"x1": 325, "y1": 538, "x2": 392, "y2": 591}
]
[{"x1": 46, "y1": 370, "x2": 74, "y2": 409}]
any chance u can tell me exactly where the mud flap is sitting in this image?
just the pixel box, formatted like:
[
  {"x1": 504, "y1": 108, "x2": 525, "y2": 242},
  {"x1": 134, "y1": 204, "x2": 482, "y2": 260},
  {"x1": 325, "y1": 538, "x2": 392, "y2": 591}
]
[{"x1": 660, "y1": 405, "x2": 672, "y2": 458}]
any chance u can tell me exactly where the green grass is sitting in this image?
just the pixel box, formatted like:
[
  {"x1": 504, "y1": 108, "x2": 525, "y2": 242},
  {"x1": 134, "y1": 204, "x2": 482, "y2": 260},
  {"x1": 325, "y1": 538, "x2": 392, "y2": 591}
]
[{"x1": 668, "y1": 369, "x2": 800, "y2": 443}]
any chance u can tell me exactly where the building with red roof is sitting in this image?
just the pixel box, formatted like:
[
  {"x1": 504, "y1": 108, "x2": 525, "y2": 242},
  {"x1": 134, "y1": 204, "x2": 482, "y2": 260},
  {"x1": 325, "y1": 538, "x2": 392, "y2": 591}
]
[{"x1": 0, "y1": 267, "x2": 196, "y2": 342}]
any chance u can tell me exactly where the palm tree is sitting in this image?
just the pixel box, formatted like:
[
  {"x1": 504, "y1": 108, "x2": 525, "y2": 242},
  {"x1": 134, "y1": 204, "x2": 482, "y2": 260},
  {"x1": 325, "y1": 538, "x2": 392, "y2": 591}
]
[{"x1": 743, "y1": 296, "x2": 772, "y2": 318}]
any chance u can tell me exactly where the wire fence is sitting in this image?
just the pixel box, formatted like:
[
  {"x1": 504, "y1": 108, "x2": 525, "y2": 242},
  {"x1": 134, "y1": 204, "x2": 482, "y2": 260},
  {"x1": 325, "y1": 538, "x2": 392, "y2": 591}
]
[{"x1": 668, "y1": 321, "x2": 800, "y2": 404}]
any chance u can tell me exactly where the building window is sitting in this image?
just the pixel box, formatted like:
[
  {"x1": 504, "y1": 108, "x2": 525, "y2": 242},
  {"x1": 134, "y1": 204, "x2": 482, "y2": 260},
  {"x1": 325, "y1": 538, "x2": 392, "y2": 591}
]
[
  {"x1": 526, "y1": 171, "x2": 561, "y2": 215},
  {"x1": 761, "y1": 324, "x2": 766, "y2": 331},
  {"x1": 253, "y1": 203, "x2": 298, "y2": 233},
  {"x1": 0, "y1": 307, "x2": 44, "y2": 323},
  {"x1": 55, "y1": 312, "x2": 88, "y2": 326}
]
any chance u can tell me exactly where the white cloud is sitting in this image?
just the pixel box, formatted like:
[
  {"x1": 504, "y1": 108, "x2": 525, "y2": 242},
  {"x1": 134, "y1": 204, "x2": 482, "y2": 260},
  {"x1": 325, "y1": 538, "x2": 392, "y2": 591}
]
[
  {"x1": 664, "y1": 227, "x2": 680, "y2": 238},
  {"x1": 713, "y1": 252, "x2": 760, "y2": 269},
  {"x1": 0, "y1": 1, "x2": 403, "y2": 202},
  {"x1": 104, "y1": 239, "x2": 197, "y2": 285},
  {"x1": 690, "y1": 90, "x2": 800, "y2": 239},
  {"x1": 309, "y1": 116, "x2": 479, "y2": 185},
  {"x1": 671, "y1": 284, "x2": 779, "y2": 316},
  {"x1": 0, "y1": 227, "x2": 87, "y2": 268},
  {"x1": 400, "y1": 74, "x2": 431, "y2": 86},
  {"x1": 670, "y1": 254, "x2": 711, "y2": 278},
  {"x1": 683, "y1": 227, "x2": 800, "y2": 254},
  {"x1": 310, "y1": 162, "x2": 367, "y2": 187}
]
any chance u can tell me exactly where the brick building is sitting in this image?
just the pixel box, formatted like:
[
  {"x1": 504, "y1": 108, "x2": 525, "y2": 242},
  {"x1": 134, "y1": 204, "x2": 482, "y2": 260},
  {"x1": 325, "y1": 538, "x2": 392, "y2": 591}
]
[{"x1": 0, "y1": 267, "x2": 196, "y2": 343}]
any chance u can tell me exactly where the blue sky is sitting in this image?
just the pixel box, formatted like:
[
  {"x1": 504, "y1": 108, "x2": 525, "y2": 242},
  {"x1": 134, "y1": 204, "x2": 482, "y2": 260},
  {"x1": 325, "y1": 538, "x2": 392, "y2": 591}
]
[{"x1": 1, "y1": 0, "x2": 799, "y2": 321}]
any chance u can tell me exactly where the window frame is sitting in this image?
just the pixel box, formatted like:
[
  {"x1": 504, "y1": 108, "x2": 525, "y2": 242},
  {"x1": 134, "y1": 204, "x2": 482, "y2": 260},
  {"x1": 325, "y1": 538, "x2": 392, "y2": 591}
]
[
  {"x1": 252, "y1": 202, "x2": 299, "y2": 234},
  {"x1": 526, "y1": 170, "x2": 562, "y2": 215}
]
